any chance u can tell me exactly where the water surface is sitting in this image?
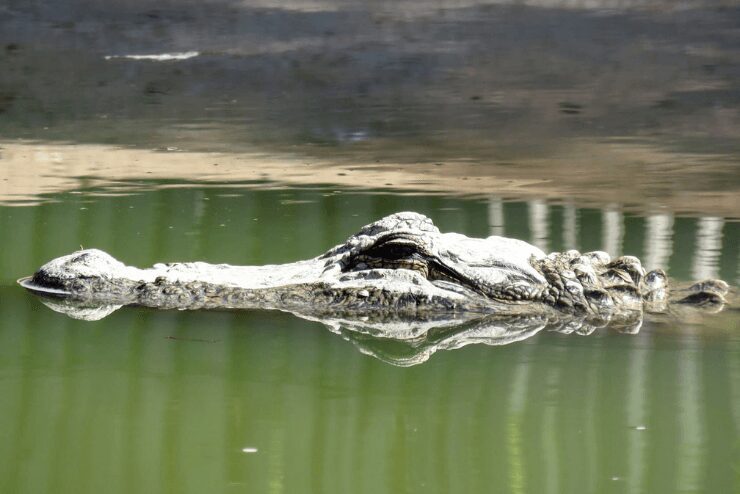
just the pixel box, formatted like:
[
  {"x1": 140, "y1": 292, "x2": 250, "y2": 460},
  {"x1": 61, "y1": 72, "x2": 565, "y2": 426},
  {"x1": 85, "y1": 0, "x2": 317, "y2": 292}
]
[{"x1": 0, "y1": 186, "x2": 738, "y2": 493}]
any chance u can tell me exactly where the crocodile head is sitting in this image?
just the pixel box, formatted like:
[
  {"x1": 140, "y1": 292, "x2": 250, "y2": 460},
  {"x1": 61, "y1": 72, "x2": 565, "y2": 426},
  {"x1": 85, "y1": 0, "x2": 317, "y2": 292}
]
[{"x1": 314, "y1": 212, "x2": 550, "y2": 311}]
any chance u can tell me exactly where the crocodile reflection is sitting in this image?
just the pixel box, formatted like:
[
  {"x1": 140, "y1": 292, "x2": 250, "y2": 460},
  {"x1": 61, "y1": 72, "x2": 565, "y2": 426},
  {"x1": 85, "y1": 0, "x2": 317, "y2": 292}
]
[
  {"x1": 34, "y1": 295, "x2": 624, "y2": 367},
  {"x1": 318, "y1": 312, "x2": 646, "y2": 367},
  {"x1": 33, "y1": 290, "x2": 725, "y2": 367}
]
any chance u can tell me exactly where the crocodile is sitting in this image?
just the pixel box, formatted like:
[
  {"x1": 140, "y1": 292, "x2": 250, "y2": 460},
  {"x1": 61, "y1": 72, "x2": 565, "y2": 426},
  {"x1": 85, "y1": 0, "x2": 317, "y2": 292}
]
[{"x1": 20, "y1": 212, "x2": 729, "y2": 334}]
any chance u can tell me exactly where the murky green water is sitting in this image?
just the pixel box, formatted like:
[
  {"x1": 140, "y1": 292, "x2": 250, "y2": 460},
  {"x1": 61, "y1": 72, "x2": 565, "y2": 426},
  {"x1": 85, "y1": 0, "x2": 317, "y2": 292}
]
[
  {"x1": 0, "y1": 187, "x2": 738, "y2": 493},
  {"x1": 1, "y1": 0, "x2": 740, "y2": 492}
]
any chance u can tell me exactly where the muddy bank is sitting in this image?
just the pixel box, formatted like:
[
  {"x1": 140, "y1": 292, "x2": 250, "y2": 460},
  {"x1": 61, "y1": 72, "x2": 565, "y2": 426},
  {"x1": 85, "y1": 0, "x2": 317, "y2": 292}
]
[{"x1": 2, "y1": 141, "x2": 738, "y2": 217}]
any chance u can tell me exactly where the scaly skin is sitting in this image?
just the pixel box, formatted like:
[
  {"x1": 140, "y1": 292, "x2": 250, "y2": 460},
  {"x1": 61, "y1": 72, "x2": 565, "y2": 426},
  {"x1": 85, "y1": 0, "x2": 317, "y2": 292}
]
[{"x1": 20, "y1": 212, "x2": 728, "y2": 326}]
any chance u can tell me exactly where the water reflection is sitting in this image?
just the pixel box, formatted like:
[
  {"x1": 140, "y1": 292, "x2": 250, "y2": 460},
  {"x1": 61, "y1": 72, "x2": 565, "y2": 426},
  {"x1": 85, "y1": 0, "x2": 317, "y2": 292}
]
[
  {"x1": 644, "y1": 212, "x2": 673, "y2": 271},
  {"x1": 34, "y1": 281, "x2": 734, "y2": 367},
  {"x1": 487, "y1": 195, "x2": 505, "y2": 237},
  {"x1": 692, "y1": 217, "x2": 724, "y2": 281},
  {"x1": 601, "y1": 205, "x2": 623, "y2": 257},
  {"x1": 675, "y1": 337, "x2": 704, "y2": 491},
  {"x1": 528, "y1": 199, "x2": 549, "y2": 252},
  {"x1": 625, "y1": 333, "x2": 648, "y2": 493},
  {"x1": 34, "y1": 292, "x2": 653, "y2": 367},
  {"x1": 562, "y1": 203, "x2": 578, "y2": 251},
  {"x1": 329, "y1": 314, "x2": 642, "y2": 367}
]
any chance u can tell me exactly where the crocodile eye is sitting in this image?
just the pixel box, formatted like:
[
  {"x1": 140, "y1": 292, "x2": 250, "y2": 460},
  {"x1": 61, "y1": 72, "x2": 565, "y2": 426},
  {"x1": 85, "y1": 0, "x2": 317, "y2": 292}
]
[
  {"x1": 365, "y1": 242, "x2": 417, "y2": 260},
  {"x1": 344, "y1": 239, "x2": 428, "y2": 275}
]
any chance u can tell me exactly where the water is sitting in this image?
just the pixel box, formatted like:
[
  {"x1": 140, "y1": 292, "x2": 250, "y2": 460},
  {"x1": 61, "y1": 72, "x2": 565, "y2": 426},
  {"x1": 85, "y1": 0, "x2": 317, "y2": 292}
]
[
  {"x1": 1, "y1": 1, "x2": 739, "y2": 492},
  {"x1": 0, "y1": 187, "x2": 738, "y2": 493}
]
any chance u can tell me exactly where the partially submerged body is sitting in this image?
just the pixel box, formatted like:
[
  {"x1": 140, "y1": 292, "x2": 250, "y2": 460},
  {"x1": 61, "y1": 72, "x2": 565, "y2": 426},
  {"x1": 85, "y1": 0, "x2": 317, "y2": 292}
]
[{"x1": 20, "y1": 212, "x2": 728, "y2": 331}]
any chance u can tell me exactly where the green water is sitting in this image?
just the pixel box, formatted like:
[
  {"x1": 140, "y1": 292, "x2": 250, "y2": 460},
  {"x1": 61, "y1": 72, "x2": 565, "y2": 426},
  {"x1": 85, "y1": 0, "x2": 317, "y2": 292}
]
[{"x1": 0, "y1": 187, "x2": 738, "y2": 493}]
